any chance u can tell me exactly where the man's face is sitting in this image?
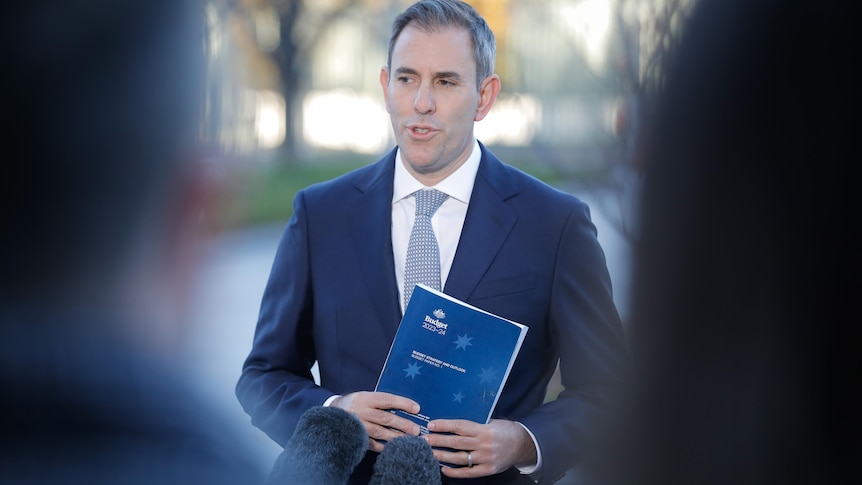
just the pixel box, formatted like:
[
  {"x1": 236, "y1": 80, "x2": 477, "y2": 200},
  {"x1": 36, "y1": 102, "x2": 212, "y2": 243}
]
[{"x1": 380, "y1": 24, "x2": 498, "y2": 184}]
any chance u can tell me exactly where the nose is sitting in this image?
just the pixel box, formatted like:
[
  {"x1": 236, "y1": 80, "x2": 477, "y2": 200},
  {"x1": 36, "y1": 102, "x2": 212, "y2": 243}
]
[{"x1": 413, "y1": 83, "x2": 435, "y2": 115}]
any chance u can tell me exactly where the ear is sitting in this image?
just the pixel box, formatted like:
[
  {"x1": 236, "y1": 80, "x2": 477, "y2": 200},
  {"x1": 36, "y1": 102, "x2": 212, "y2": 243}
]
[
  {"x1": 474, "y1": 74, "x2": 501, "y2": 122},
  {"x1": 379, "y1": 66, "x2": 391, "y2": 113}
]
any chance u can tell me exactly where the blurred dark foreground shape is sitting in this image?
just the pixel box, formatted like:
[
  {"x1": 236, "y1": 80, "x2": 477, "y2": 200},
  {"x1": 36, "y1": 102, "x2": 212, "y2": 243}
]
[
  {"x1": 0, "y1": 1, "x2": 265, "y2": 483},
  {"x1": 581, "y1": 0, "x2": 856, "y2": 484},
  {"x1": 266, "y1": 406, "x2": 368, "y2": 485}
]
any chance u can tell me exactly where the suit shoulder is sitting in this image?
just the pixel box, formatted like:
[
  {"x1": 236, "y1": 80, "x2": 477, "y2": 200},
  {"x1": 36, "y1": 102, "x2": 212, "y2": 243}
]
[{"x1": 501, "y1": 163, "x2": 587, "y2": 209}]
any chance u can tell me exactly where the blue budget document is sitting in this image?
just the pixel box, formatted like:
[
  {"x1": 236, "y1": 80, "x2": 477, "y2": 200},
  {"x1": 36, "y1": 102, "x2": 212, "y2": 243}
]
[{"x1": 375, "y1": 284, "x2": 528, "y2": 432}]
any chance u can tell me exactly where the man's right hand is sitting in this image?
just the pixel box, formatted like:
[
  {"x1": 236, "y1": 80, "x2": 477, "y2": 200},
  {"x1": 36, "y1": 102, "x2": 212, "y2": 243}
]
[{"x1": 331, "y1": 391, "x2": 422, "y2": 453}]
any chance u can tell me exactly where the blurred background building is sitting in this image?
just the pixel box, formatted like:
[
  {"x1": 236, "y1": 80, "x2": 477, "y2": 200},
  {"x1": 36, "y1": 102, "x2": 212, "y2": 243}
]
[{"x1": 203, "y1": 0, "x2": 694, "y2": 171}]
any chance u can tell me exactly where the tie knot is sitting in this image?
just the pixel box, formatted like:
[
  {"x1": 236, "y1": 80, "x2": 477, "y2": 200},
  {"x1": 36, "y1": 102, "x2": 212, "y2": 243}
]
[{"x1": 414, "y1": 189, "x2": 448, "y2": 217}]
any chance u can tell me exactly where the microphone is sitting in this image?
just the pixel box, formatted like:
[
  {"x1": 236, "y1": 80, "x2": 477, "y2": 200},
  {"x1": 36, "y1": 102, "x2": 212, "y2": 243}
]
[
  {"x1": 370, "y1": 435, "x2": 441, "y2": 485},
  {"x1": 266, "y1": 406, "x2": 367, "y2": 485}
]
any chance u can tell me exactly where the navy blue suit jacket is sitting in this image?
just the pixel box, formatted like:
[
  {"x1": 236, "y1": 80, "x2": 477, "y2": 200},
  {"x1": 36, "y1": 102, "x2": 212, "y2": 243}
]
[{"x1": 237, "y1": 143, "x2": 626, "y2": 484}]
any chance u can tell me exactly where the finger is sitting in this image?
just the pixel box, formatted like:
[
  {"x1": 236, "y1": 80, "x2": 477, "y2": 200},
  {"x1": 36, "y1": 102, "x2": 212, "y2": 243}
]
[
  {"x1": 333, "y1": 391, "x2": 417, "y2": 413},
  {"x1": 372, "y1": 391, "x2": 419, "y2": 408},
  {"x1": 366, "y1": 421, "x2": 422, "y2": 447},
  {"x1": 427, "y1": 435, "x2": 475, "y2": 457},
  {"x1": 367, "y1": 437, "x2": 385, "y2": 453},
  {"x1": 439, "y1": 453, "x2": 482, "y2": 479},
  {"x1": 433, "y1": 448, "x2": 475, "y2": 468},
  {"x1": 366, "y1": 408, "x2": 421, "y2": 436},
  {"x1": 427, "y1": 418, "x2": 478, "y2": 435},
  {"x1": 335, "y1": 392, "x2": 421, "y2": 433}
]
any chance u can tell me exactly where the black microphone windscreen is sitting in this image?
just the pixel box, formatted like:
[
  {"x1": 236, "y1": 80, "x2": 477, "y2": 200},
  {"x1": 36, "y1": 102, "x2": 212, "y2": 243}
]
[
  {"x1": 267, "y1": 406, "x2": 367, "y2": 485},
  {"x1": 370, "y1": 435, "x2": 441, "y2": 485}
]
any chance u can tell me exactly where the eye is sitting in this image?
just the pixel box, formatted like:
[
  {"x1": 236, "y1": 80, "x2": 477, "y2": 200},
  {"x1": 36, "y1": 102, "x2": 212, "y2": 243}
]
[
  {"x1": 438, "y1": 79, "x2": 455, "y2": 87},
  {"x1": 396, "y1": 75, "x2": 414, "y2": 84}
]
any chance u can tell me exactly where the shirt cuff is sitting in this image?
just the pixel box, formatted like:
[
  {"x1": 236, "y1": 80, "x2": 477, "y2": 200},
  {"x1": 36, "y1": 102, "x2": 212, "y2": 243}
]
[
  {"x1": 323, "y1": 395, "x2": 341, "y2": 407},
  {"x1": 514, "y1": 422, "x2": 542, "y2": 477}
]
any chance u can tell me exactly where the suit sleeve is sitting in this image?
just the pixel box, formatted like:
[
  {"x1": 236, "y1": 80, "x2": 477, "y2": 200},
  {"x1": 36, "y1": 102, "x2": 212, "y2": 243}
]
[
  {"x1": 234, "y1": 190, "x2": 334, "y2": 446},
  {"x1": 520, "y1": 201, "x2": 628, "y2": 485}
]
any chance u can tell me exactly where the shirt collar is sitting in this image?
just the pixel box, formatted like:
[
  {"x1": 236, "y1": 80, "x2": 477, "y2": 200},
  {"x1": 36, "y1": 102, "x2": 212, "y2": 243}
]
[{"x1": 392, "y1": 139, "x2": 481, "y2": 204}]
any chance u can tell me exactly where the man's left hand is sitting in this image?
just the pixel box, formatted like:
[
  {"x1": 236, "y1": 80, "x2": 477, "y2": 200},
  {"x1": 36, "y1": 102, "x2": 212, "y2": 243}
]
[{"x1": 424, "y1": 418, "x2": 537, "y2": 479}]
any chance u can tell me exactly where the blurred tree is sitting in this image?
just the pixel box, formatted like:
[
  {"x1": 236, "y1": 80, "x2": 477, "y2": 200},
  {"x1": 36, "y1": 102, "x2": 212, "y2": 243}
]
[
  {"x1": 564, "y1": 0, "x2": 698, "y2": 245},
  {"x1": 210, "y1": 0, "x2": 696, "y2": 165},
  {"x1": 268, "y1": 0, "x2": 303, "y2": 157},
  {"x1": 267, "y1": 0, "x2": 374, "y2": 160},
  {"x1": 611, "y1": 0, "x2": 697, "y2": 171},
  {"x1": 205, "y1": 0, "x2": 373, "y2": 159}
]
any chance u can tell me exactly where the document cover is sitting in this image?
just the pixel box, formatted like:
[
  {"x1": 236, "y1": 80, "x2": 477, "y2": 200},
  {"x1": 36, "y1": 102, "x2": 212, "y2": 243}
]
[{"x1": 375, "y1": 284, "x2": 528, "y2": 433}]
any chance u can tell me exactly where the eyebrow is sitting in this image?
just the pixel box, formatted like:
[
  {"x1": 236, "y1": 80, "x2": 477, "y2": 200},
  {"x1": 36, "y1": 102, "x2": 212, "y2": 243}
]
[{"x1": 394, "y1": 67, "x2": 464, "y2": 82}]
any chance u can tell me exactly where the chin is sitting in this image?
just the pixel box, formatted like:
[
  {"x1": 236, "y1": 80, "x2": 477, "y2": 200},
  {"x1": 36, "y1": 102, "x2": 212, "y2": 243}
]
[{"x1": 401, "y1": 148, "x2": 441, "y2": 171}]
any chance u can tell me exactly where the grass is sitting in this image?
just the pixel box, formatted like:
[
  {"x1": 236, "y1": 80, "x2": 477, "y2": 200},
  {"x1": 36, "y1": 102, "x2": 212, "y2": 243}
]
[
  {"x1": 217, "y1": 159, "x2": 368, "y2": 230},
  {"x1": 212, "y1": 148, "x2": 613, "y2": 232}
]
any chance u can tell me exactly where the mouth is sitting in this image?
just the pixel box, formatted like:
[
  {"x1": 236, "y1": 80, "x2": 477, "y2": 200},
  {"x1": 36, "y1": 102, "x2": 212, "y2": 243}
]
[{"x1": 407, "y1": 125, "x2": 437, "y2": 140}]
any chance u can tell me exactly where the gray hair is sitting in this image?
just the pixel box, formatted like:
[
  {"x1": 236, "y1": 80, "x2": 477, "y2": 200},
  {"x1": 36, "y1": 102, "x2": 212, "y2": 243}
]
[{"x1": 386, "y1": 0, "x2": 496, "y2": 89}]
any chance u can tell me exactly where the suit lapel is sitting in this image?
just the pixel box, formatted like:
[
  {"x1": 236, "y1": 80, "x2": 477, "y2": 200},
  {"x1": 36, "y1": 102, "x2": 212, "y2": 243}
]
[
  {"x1": 444, "y1": 145, "x2": 518, "y2": 302},
  {"x1": 346, "y1": 145, "x2": 519, "y2": 328},
  {"x1": 347, "y1": 150, "x2": 403, "y2": 334}
]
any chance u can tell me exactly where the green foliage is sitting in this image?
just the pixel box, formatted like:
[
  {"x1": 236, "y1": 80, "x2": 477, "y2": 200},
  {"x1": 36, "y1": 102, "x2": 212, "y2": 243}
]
[
  {"x1": 215, "y1": 152, "x2": 602, "y2": 232},
  {"x1": 218, "y1": 159, "x2": 367, "y2": 230}
]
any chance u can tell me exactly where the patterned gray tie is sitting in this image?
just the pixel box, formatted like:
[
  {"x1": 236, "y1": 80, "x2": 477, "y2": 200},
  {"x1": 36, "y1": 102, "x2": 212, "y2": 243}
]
[{"x1": 403, "y1": 189, "x2": 449, "y2": 308}]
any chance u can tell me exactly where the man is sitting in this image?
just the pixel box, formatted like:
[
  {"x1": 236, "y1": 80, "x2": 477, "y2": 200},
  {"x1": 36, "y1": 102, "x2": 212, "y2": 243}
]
[
  {"x1": 236, "y1": 1, "x2": 626, "y2": 483},
  {"x1": 0, "y1": 1, "x2": 266, "y2": 483}
]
